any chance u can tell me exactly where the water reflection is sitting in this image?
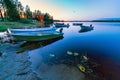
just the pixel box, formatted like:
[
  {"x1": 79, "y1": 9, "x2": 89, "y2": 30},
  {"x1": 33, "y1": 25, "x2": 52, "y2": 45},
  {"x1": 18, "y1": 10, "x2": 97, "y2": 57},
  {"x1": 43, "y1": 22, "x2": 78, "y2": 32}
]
[
  {"x1": 29, "y1": 22, "x2": 120, "y2": 80},
  {"x1": 16, "y1": 36, "x2": 64, "y2": 53}
]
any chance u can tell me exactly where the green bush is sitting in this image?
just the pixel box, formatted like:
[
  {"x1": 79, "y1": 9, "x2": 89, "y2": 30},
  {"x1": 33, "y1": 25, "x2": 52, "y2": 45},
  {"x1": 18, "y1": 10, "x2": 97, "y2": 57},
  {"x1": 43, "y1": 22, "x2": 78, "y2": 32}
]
[
  {"x1": 0, "y1": 26, "x2": 8, "y2": 32},
  {"x1": 19, "y1": 19, "x2": 32, "y2": 24}
]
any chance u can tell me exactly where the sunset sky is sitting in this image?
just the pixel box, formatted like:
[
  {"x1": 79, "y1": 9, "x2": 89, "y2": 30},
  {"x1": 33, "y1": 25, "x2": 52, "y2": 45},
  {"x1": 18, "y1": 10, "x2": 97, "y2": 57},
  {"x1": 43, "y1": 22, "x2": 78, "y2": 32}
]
[{"x1": 19, "y1": 0, "x2": 120, "y2": 20}]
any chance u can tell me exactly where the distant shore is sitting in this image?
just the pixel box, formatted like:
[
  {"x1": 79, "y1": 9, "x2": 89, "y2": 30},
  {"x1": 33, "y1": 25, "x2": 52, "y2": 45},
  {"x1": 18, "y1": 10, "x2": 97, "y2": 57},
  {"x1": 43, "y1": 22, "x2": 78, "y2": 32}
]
[{"x1": 54, "y1": 20, "x2": 120, "y2": 22}]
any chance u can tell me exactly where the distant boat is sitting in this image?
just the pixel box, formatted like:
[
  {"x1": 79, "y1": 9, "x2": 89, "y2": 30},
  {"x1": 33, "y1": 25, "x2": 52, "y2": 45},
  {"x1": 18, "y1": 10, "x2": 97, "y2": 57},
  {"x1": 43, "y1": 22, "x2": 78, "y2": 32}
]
[
  {"x1": 79, "y1": 24, "x2": 94, "y2": 32},
  {"x1": 8, "y1": 26, "x2": 56, "y2": 34},
  {"x1": 11, "y1": 31, "x2": 64, "y2": 41},
  {"x1": 73, "y1": 23, "x2": 83, "y2": 26},
  {"x1": 54, "y1": 23, "x2": 69, "y2": 28},
  {"x1": 81, "y1": 24, "x2": 94, "y2": 29}
]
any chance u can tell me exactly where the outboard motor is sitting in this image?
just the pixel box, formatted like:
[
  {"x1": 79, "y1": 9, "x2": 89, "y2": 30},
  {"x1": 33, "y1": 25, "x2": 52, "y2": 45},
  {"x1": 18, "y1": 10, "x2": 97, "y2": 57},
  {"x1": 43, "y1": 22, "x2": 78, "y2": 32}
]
[
  {"x1": 59, "y1": 28, "x2": 63, "y2": 33},
  {"x1": 90, "y1": 24, "x2": 92, "y2": 27}
]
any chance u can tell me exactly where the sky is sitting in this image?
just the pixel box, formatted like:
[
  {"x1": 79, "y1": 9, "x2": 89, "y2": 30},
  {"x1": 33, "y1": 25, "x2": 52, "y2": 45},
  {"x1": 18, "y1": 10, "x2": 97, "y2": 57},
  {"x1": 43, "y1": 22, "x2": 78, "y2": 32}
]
[{"x1": 19, "y1": 0, "x2": 120, "y2": 20}]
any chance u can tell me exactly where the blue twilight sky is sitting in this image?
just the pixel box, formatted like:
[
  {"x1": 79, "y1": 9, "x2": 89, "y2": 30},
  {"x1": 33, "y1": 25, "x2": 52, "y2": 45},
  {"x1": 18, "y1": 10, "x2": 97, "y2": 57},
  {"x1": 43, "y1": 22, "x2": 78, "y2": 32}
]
[{"x1": 19, "y1": 0, "x2": 120, "y2": 20}]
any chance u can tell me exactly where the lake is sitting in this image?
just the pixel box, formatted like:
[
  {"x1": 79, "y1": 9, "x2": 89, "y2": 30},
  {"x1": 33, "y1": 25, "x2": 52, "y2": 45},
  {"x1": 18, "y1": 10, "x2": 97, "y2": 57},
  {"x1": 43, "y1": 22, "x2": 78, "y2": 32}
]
[{"x1": 28, "y1": 22, "x2": 120, "y2": 80}]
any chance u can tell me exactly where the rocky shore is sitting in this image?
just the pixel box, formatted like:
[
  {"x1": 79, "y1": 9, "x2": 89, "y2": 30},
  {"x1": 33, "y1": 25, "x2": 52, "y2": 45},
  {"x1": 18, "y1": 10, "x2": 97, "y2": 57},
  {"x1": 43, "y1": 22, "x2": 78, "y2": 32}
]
[
  {"x1": 0, "y1": 32, "x2": 15, "y2": 43},
  {"x1": 0, "y1": 43, "x2": 41, "y2": 80}
]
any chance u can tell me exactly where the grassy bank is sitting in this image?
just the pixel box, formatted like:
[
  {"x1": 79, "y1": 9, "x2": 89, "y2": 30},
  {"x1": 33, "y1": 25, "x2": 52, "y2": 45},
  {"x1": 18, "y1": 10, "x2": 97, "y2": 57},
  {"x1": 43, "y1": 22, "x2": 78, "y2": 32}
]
[{"x1": 0, "y1": 21, "x2": 41, "y2": 32}]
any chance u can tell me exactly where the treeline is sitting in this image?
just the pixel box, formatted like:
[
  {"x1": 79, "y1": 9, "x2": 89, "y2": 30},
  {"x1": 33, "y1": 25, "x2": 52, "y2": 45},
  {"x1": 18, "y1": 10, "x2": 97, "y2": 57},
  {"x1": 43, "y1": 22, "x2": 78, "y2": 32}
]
[
  {"x1": 92, "y1": 20, "x2": 120, "y2": 22},
  {"x1": 0, "y1": 0, "x2": 53, "y2": 26}
]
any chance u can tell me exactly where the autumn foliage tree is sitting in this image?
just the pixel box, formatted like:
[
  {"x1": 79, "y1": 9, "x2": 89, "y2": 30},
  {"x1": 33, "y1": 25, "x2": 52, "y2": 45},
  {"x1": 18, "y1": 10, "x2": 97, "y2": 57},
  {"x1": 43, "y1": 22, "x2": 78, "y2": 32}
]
[{"x1": 32, "y1": 10, "x2": 53, "y2": 27}]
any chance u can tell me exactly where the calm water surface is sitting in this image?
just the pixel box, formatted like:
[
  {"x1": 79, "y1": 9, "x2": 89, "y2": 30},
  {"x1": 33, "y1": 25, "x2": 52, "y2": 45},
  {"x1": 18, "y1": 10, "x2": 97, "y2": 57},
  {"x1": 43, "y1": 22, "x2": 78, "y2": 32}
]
[{"x1": 29, "y1": 22, "x2": 120, "y2": 80}]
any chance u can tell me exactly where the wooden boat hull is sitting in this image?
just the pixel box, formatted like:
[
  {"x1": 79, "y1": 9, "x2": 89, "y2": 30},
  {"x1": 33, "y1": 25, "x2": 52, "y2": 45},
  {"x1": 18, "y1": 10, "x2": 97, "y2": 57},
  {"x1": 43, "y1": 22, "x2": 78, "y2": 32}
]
[
  {"x1": 12, "y1": 32, "x2": 63, "y2": 41},
  {"x1": 9, "y1": 27, "x2": 56, "y2": 34}
]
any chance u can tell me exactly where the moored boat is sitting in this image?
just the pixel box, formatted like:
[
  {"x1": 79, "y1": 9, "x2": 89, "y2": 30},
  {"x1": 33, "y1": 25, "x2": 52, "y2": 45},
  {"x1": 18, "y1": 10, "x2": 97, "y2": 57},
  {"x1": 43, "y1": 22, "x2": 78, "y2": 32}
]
[
  {"x1": 73, "y1": 23, "x2": 83, "y2": 26},
  {"x1": 8, "y1": 26, "x2": 56, "y2": 34},
  {"x1": 11, "y1": 31, "x2": 63, "y2": 41},
  {"x1": 79, "y1": 24, "x2": 94, "y2": 32},
  {"x1": 80, "y1": 24, "x2": 94, "y2": 30},
  {"x1": 54, "y1": 23, "x2": 69, "y2": 28}
]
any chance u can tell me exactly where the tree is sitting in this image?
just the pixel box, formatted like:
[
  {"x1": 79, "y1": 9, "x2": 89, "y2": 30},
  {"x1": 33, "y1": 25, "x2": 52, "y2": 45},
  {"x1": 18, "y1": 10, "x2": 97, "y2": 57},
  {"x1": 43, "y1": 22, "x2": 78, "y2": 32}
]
[
  {"x1": 44, "y1": 13, "x2": 53, "y2": 27},
  {"x1": 32, "y1": 10, "x2": 42, "y2": 20},
  {"x1": 25, "y1": 5, "x2": 32, "y2": 19},
  {"x1": 14, "y1": 0, "x2": 24, "y2": 18},
  {"x1": 3, "y1": 0, "x2": 20, "y2": 21},
  {"x1": 32, "y1": 10, "x2": 37, "y2": 19}
]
